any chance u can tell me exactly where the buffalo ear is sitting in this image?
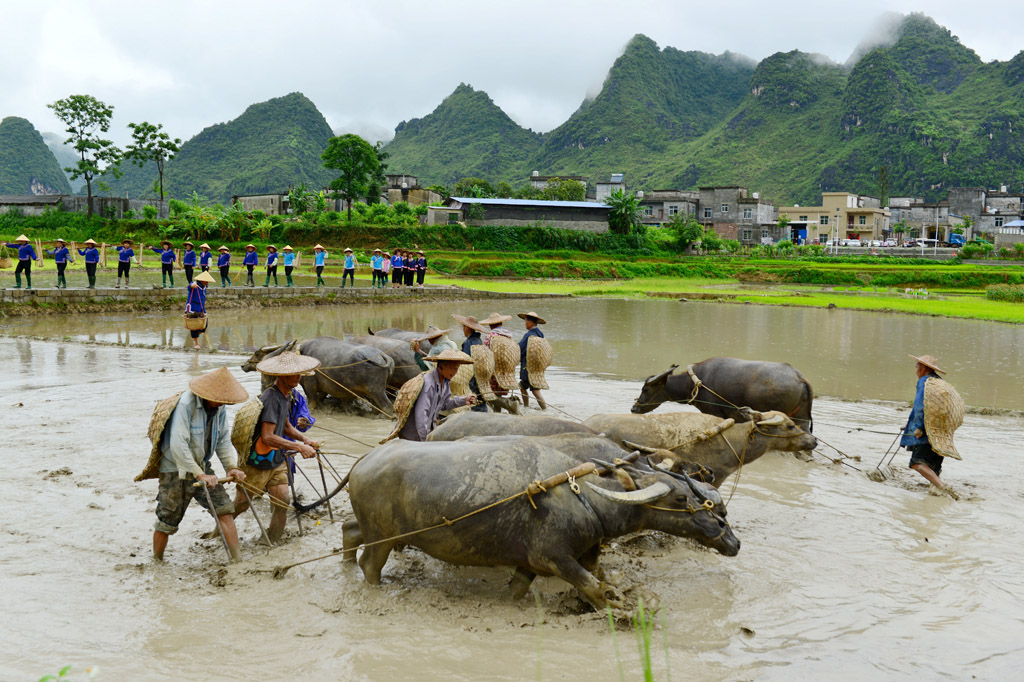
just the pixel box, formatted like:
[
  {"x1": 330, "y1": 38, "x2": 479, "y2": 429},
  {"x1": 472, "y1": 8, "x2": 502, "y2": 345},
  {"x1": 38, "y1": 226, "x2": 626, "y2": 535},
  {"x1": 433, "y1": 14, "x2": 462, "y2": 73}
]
[{"x1": 736, "y1": 406, "x2": 763, "y2": 422}]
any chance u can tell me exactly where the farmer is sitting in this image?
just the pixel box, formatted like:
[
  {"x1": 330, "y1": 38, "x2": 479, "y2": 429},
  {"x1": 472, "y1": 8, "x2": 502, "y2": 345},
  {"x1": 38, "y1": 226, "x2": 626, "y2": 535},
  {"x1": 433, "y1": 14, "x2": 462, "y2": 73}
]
[
  {"x1": 6, "y1": 234, "x2": 41, "y2": 290},
  {"x1": 416, "y1": 250, "x2": 427, "y2": 287},
  {"x1": 313, "y1": 244, "x2": 327, "y2": 287},
  {"x1": 341, "y1": 247, "x2": 356, "y2": 288},
  {"x1": 264, "y1": 245, "x2": 279, "y2": 287},
  {"x1": 901, "y1": 353, "x2": 962, "y2": 495},
  {"x1": 182, "y1": 241, "x2": 196, "y2": 284},
  {"x1": 399, "y1": 349, "x2": 477, "y2": 441},
  {"x1": 115, "y1": 238, "x2": 134, "y2": 288},
  {"x1": 45, "y1": 238, "x2": 72, "y2": 289},
  {"x1": 217, "y1": 246, "x2": 232, "y2": 287},
  {"x1": 152, "y1": 367, "x2": 249, "y2": 562},
  {"x1": 198, "y1": 243, "x2": 213, "y2": 272},
  {"x1": 370, "y1": 248, "x2": 383, "y2": 288},
  {"x1": 242, "y1": 244, "x2": 258, "y2": 287},
  {"x1": 185, "y1": 271, "x2": 214, "y2": 350},
  {"x1": 150, "y1": 240, "x2": 177, "y2": 288},
  {"x1": 411, "y1": 326, "x2": 458, "y2": 370},
  {"x1": 453, "y1": 313, "x2": 489, "y2": 413},
  {"x1": 404, "y1": 249, "x2": 416, "y2": 287},
  {"x1": 391, "y1": 249, "x2": 403, "y2": 288},
  {"x1": 282, "y1": 245, "x2": 295, "y2": 287},
  {"x1": 77, "y1": 239, "x2": 100, "y2": 289},
  {"x1": 232, "y1": 351, "x2": 322, "y2": 543},
  {"x1": 518, "y1": 311, "x2": 547, "y2": 410}
]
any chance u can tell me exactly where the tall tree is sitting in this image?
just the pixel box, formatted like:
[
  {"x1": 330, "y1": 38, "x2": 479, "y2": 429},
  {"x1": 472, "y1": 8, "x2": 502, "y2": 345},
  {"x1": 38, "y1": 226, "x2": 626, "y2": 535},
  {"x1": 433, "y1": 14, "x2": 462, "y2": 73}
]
[
  {"x1": 364, "y1": 141, "x2": 389, "y2": 205},
  {"x1": 321, "y1": 134, "x2": 378, "y2": 221},
  {"x1": 604, "y1": 188, "x2": 641, "y2": 234},
  {"x1": 48, "y1": 95, "x2": 121, "y2": 218},
  {"x1": 876, "y1": 165, "x2": 890, "y2": 208},
  {"x1": 123, "y1": 121, "x2": 181, "y2": 201}
]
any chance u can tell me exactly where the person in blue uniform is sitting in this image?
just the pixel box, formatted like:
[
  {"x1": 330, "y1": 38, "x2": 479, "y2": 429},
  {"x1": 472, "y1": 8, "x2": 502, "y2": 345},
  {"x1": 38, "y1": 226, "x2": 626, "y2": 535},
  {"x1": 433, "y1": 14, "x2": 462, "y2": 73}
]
[
  {"x1": 341, "y1": 247, "x2": 356, "y2": 287},
  {"x1": 185, "y1": 271, "x2": 214, "y2": 350},
  {"x1": 453, "y1": 313, "x2": 489, "y2": 413},
  {"x1": 282, "y1": 245, "x2": 295, "y2": 287},
  {"x1": 115, "y1": 238, "x2": 134, "y2": 288},
  {"x1": 77, "y1": 238, "x2": 101, "y2": 289},
  {"x1": 242, "y1": 244, "x2": 258, "y2": 287},
  {"x1": 416, "y1": 250, "x2": 428, "y2": 288},
  {"x1": 517, "y1": 311, "x2": 547, "y2": 409},
  {"x1": 313, "y1": 244, "x2": 326, "y2": 287},
  {"x1": 901, "y1": 354, "x2": 954, "y2": 492},
  {"x1": 370, "y1": 248, "x2": 383, "y2": 288},
  {"x1": 150, "y1": 240, "x2": 177, "y2": 288},
  {"x1": 404, "y1": 248, "x2": 416, "y2": 287},
  {"x1": 45, "y1": 238, "x2": 73, "y2": 289},
  {"x1": 264, "y1": 245, "x2": 279, "y2": 287},
  {"x1": 217, "y1": 246, "x2": 232, "y2": 287},
  {"x1": 198, "y1": 243, "x2": 213, "y2": 272},
  {"x1": 181, "y1": 241, "x2": 197, "y2": 284},
  {"x1": 391, "y1": 249, "x2": 403, "y2": 288},
  {"x1": 6, "y1": 234, "x2": 41, "y2": 290}
]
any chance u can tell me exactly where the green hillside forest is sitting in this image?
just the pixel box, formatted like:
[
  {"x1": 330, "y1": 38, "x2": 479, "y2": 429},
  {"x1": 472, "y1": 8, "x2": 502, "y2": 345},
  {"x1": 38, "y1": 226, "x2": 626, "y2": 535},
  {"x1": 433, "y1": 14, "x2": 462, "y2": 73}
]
[{"x1": 0, "y1": 116, "x2": 72, "y2": 195}]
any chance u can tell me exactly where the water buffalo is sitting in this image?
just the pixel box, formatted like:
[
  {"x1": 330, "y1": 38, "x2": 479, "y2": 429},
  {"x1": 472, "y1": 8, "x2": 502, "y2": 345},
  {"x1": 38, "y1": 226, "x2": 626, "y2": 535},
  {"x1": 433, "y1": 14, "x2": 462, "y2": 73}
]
[
  {"x1": 349, "y1": 335, "x2": 421, "y2": 390},
  {"x1": 242, "y1": 337, "x2": 394, "y2": 414},
  {"x1": 426, "y1": 411, "x2": 595, "y2": 441},
  {"x1": 368, "y1": 327, "x2": 432, "y2": 354},
  {"x1": 632, "y1": 357, "x2": 814, "y2": 432},
  {"x1": 584, "y1": 410, "x2": 817, "y2": 487},
  {"x1": 343, "y1": 438, "x2": 738, "y2": 609}
]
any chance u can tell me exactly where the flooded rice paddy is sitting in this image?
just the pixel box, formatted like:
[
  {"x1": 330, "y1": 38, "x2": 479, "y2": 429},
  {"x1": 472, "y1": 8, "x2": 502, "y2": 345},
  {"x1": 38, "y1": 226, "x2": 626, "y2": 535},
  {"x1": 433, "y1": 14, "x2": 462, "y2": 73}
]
[{"x1": 1, "y1": 298, "x2": 1022, "y2": 680}]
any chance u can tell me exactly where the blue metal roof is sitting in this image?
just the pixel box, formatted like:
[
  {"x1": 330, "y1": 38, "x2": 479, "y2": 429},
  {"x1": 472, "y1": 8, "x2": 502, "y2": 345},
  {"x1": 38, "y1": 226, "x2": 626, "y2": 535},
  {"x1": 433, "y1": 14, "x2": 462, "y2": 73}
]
[{"x1": 449, "y1": 197, "x2": 609, "y2": 210}]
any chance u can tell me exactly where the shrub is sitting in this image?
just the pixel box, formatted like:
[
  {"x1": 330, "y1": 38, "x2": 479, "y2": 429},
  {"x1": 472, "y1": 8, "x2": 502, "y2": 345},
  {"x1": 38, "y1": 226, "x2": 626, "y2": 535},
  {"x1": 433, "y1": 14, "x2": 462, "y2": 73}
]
[
  {"x1": 986, "y1": 284, "x2": 1024, "y2": 302},
  {"x1": 142, "y1": 204, "x2": 158, "y2": 220}
]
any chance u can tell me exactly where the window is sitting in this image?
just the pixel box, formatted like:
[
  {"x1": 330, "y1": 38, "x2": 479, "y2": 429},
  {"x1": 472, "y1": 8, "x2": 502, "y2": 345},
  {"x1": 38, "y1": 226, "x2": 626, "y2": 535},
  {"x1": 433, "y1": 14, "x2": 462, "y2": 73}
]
[
  {"x1": 819, "y1": 233, "x2": 829, "y2": 243},
  {"x1": 743, "y1": 208, "x2": 752, "y2": 219},
  {"x1": 820, "y1": 215, "x2": 829, "y2": 225},
  {"x1": 642, "y1": 207, "x2": 654, "y2": 217},
  {"x1": 741, "y1": 229, "x2": 753, "y2": 241},
  {"x1": 668, "y1": 205, "x2": 679, "y2": 216},
  {"x1": 858, "y1": 215, "x2": 866, "y2": 225},
  {"x1": 761, "y1": 229, "x2": 769, "y2": 239},
  {"x1": 720, "y1": 204, "x2": 729, "y2": 213},
  {"x1": 798, "y1": 215, "x2": 808, "y2": 222},
  {"x1": 703, "y1": 207, "x2": 712, "y2": 218},
  {"x1": 995, "y1": 216, "x2": 1004, "y2": 227},
  {"x1": 447, "y1": 213, "x2": 459, "y2": 224}
]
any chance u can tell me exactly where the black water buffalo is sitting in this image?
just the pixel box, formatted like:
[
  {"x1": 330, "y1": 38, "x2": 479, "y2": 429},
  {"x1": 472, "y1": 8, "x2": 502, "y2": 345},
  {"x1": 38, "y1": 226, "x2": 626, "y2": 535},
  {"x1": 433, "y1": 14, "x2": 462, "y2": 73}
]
[
  {"x1": 632, "y1": 357, "x2": 814, "y2": 431},
  {"x1": 368, "y1": 327, "x2": 432, "y2": 354},
  {"x1": 343, "y1": 438, "x2": 738, "y2": 609},
  {"x1": 349, "y1": 335, "x2": 421, "y2": 390},
  {"x1": 426, "y1": 411, "x2": 595, "y2": 441},
  {"x1": 585, "y1": 410, "x2": 817, "y2": 487},
  {"x1": 242, "y1": 337, "x2": 394, "y2": 414}
]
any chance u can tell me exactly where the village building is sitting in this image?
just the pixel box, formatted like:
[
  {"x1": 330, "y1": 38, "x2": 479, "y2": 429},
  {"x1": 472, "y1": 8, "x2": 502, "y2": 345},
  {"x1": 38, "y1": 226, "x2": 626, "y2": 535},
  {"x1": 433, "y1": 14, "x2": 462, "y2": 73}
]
[
  {"x1": 698, "y1": 186, "x2": 779, "y2": 244},
  {"x1": 426, "y1": 197, "x2": 611, "y2": 232},
  {"x1": 527, "y1": 171, "x2": 587, "y2": 194},
  {"x1": 595, "y1": 174, "x2": 625, "y2": 202},
  {"x1": 385, "y1": 174, "x2": 443, "y2": 207},
  {"x1": 638, "y1": 190, "x2": 698, "y2": 225},
  {"x1": 0, "y1": 194, "x2": 166, "y2": 219},
  {"x1": 778, "y1": 192, "x2": 888, "y2": 243}
]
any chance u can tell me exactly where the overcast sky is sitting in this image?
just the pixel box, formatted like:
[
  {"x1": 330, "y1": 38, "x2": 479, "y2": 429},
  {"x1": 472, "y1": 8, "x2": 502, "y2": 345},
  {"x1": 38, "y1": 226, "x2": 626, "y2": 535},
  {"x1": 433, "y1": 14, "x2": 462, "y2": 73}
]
[{"x1": 2, "y1": 0, "x2": 1022, "y2": 147}]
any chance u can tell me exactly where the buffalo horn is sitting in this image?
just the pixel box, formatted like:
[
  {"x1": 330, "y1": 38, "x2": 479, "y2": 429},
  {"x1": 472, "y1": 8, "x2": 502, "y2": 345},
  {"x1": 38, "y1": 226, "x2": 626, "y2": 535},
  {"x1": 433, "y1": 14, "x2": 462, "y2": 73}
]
[
  {"x1": 653, "y1": 459, "x2": 674, "y2": 472},
  {"x1": 756, "y1": 415, "x2": 785, "y2": 426},
  {"x1": 622, "y1": 440, "x2": 657, "y2": 454},
  {"x1": 586, "y1": 481, "x2": 671, "y2": 505},
  {"x1": 259, "y1": 343, "x2": 283, "y2": 354}
]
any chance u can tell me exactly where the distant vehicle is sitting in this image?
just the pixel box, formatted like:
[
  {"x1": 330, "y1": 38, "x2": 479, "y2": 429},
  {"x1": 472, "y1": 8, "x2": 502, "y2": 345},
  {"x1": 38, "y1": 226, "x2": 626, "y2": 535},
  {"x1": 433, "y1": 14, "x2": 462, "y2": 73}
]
[
  {"x1": 882, "y1": 240, "x2": 897, "y2": 247},
  {"x1": 842, "y1": 239, "x2": 862, "y2": 247},
  {"x1": 947, "y1": 234, "x2": 966, "y2": 247},
  {"x1": 919, "y1": 238, "x2": 941, "y2": 248},
  {"x1": 869, "y1": 240, "x2": 882, "y2": 247},
  {"x1": 903, "y1": 239, "x2": 918, "y2": 247}
]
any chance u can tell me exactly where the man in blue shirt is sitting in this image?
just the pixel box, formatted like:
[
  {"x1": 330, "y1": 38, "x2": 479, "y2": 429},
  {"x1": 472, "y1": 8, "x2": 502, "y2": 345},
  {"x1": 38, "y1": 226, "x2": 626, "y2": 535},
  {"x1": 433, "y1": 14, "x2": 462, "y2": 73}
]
[
  {"x1": 313, "y1": 245, "x2": 326, "y2": 287},
  {"x1": 77, "y1": 239, "x2": 101, "y2": 288},
  {"x1": 453, "y1": 313, "x2": 489, "y2": 413},
  {"x1": 341, "y1": 247, "x2": 356, "y2": 287},
  {"x1": 517, "y1": 311, "x2": 547, "y2": 409},
  {"x1": 370, "y1": 248, "x2": 383, "y2": 288},
  {"x1": 115, "y1": 239, "x2": 134, "y2": 288},
  {"x1": 282, "y1": 245, "x2": 295, "y2": 287},
  {"x1": 5, "y1": 234, "x2": 41, "y2": 289},
  {"x1": 45, "y1": 238, "x2": 73, "y2": 289},
  {"x1": 901, "y1": 354, "x2": 953, "y2": 492}
]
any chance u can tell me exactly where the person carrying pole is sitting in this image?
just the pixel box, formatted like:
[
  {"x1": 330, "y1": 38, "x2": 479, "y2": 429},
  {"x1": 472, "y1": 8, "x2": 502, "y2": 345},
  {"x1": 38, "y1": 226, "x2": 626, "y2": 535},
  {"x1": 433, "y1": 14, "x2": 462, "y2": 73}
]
[
  {"x1": 151, "y1": 367, "x2": 249, "y2": 562},
  {"x1": 6, "y1": 234, "x2": 41, "y2": 290},
  {"x1": 217, "y1": 246, "x2": 232, "y2": 287},
  {"x1": 150, "y1": 240, "x2": 177, "y2": 288},
  {"x1": 370, "y1": 248, "x2": 383, "y2": 288},
  {"x1": 341, "y1": 247, "x2": 356, "y2": 287},
  {"x1": 313, "y1": 244, "x2": 327, "y2": 287},
  {"x1": 45, "y1": 238, "x2": 73, "y2": 289},
  {"x1": 900, "y1": 353, "x2": 964, "y2": 497},
  {"x1": 198, "y1": 243, "x2": 213, "y2": 272},
  {"x1": 264, "y1": 245, "x2": 279, "y2": 287},
  {"x1": 232, "y1": 351, "x2": 322, "y2": 543},
  {"x1": 185, "y1": 271, "x2": 214, "y2": 350},
  {"x1": 77, "y1": 239, "x2": 100, "y2": 289},
  {"x1": 115, "y1": 238, "x2": 135, "y2": 288},
  {"x1": 282, "y1": 245, "x2": 295, "y2": 287},
  {"x1": 181, "y1": 241, "x2": 197, "y2": 285}
]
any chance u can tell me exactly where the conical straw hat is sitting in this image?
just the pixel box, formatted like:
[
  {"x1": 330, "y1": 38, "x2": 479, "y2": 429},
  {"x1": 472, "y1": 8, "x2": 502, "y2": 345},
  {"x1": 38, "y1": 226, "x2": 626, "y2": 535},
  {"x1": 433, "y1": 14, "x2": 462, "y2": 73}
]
[
  {"x1": 14, "y1": 234, "x2": 30, "y2": 243},
  {"x1": 200, "y1": 243, "x2": 211, "y2": 249},
  {"x1": 446, "y1": 362, "x2": 475, "y2": 415},
  {"x1": 479, "y1": 312, "x2": 512, "y2": 326},
  {"x1": 489, "y1": 335, "x2": 519, "y2": 390},
  {"x1": 451, "y1": 314, "x2": 488, "y2": 334},
  {"x1": 245, "y1": 244, "x2": 256, "y2": 250},
  {"x1": 422, "y1": 349, "x2": 474, "y2": 364},
  {"x1": 231, "y1": 397, "x2": 265, "y2": 459},
  {"x1": 923, "y1": 377, "x2": 964, "y2": 460},
  {"x1": 418, "y1": 326, "x2": 450, "y2": 342},
  {"x1": 194, "y1": 271, "x2": 215, "y2": 284},
  {"x1": 526, "y1": 335, "x2": 553, "y2": 390},
  {"x1": 471, "y1": 345, "x2": 496, "y2": 401},
  {"x1": 518, "y1": 312, "x2": 547, "y2": 325},
  {"x1": 135, "y1": 392, "x2": 184, "y2": 482},
  {"x1": 55, "y1": 238, "x2": 66, "y2": 244},
  {"x1": 380, "y1": 373, "x2": 426, "y2": 443},
  {"x1": 313, "y1": 244, "x2": 325, "y2": 250},
  {"x1": 257, "y1": 350, "x2": 321, "y2": 376},
  {"x1": 909, "y1": 354, "x2": 946, "y2": 374},
  {"x1": 83, "y1": 239, "x2": 97, "y2": 246},
  {"x1": 188, "y1": 367, "x2": 249, "y2": 404},
  {"x1": 283, "y1": 245, "x2": 293, "y2": 251},
  {"x1": 267, "y1": 245, "x2": 277, "y2": 251},
  {"x1": 218, "y1": 245, "x2": 229, "y2": 251}
]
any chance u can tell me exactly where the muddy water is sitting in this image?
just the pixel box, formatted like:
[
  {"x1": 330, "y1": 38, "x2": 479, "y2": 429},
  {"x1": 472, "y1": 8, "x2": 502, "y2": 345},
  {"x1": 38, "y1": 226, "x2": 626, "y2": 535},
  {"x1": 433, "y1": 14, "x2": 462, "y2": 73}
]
[{"x1": 2, "y1": 301, "x2": 1024, "y2": 680}]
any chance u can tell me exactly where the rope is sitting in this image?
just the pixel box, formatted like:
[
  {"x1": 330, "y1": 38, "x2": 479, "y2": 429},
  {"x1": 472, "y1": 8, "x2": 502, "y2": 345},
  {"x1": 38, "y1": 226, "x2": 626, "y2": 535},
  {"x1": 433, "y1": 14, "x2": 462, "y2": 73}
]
[{"x1": 312, "y1": 368, "x2": 394, "y2": 418}]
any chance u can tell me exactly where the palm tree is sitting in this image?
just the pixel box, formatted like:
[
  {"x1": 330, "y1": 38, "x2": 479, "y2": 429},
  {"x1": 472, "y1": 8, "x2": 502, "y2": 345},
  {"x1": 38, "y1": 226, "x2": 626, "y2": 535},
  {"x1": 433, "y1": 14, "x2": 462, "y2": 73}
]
[{"x1": 604, "y1": 189, "x2": 642, "y2": 234}]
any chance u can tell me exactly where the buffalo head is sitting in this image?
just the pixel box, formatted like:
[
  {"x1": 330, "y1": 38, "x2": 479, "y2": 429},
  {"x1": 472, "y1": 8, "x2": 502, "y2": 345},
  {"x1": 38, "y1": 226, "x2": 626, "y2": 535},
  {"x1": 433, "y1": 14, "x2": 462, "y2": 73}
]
[
  {"x1": 240, "y1": 339, "x2": 296, "y2": 373},
  {"x1": 632, "y1": 365, "x2": 678, "y2": 414},
  {"x1": 753, "y1": 412, "x2": 817, "y2": 452}
]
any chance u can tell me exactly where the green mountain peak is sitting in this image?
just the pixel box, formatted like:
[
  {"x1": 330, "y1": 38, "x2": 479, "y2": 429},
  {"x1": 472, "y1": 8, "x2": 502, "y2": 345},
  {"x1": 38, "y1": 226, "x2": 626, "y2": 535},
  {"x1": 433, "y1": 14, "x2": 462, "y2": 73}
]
[{"x1": 0, "y1": 116, "x2": 72, "y2": 195}]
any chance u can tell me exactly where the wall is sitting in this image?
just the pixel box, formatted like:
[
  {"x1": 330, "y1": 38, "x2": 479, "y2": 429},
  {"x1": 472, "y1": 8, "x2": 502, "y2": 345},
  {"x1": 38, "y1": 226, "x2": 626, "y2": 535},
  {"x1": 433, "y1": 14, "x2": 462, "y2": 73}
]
[
  {"x1": 476, "y1": 205, "x2": 609, "y2": 233},
  {"x1": 473, "y1": 217, "x2": 609, "y2": 233},
  {"x1": 234, "y1": 195, "x2": 285, "y2": 215}
]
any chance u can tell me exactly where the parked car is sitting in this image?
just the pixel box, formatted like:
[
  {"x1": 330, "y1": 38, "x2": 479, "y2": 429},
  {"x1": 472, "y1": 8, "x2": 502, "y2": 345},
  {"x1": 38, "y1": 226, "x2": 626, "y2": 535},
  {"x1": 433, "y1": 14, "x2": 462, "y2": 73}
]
[
  {"x1": 882, "y1": 240, "x2": 897, "y2": 247},
  {"x1": 868, "y1": 240, "x2": 882, "y2": 247},
  {"x1": 903, "y1": 239, "x2": 918, "y2": 247}
]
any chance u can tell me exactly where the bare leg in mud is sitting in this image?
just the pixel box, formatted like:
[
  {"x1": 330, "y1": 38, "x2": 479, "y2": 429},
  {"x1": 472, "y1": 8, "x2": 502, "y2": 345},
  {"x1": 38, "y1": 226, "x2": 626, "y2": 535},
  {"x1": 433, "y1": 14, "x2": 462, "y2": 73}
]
[
  {"x1": 266, "y1": 483, "x2": 290, "y2": 543},
  {"x1": 153, "y1": 530, "x2": 169, "y2": 561},
  {"x1": 154, "y1": 517, "x2": 241, "y2": 561},
  {"x1": 911, "y1": 462, "x2": 944, "y2": 488}
]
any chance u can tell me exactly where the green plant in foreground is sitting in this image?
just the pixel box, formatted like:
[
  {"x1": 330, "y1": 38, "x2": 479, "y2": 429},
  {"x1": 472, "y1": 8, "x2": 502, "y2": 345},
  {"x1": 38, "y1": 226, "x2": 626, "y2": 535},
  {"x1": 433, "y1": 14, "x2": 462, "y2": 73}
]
[
  {"x1": 607, "y1": 598, "x2": 666, "y2": 682},
  {"x1": 39, "y1": 664, "x2": 96, "y2": 681}
]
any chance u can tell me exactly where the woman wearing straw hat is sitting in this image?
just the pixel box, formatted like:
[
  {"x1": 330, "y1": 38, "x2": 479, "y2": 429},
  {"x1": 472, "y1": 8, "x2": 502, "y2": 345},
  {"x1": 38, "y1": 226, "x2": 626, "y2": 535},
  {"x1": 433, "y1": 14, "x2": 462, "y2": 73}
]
[
  {"x1": 370, "y1": 248, "x2": 383, "y2": 288},
  {"x1": 181, "y1": 241, "x2": 197, "y2": 285},
  {"x1": 77, "y1": 239, "x2": 101, "y2": 288},
  {"x1": 395, "y1": 349, "x2": 477, "y2": 442},
  {"x1": 5, "y1": 234, "x2": 41, "y2": 290},
  {"x1": 313, "y1": 244, "x2": 327, "y2": 287},
  {"x1": 341, "y1": 247, "x2": 356, "y2": 288},
  {"x1": 217, "y1": 246, "x2": 232, "y2": 287},
  {"x1": 901, "y1": 354, "x2": 962, "y2": 495},
  {"x1": 242, "y1": 244, "x2": 259, "y2": 287},
  {"x1": 115, "y1": 238, "x2": 135, "y2": 288},
  {"x1": 415, "y1": 250, "x2": 427, "y2": 288},
  {"x1": 198, "y1": 243, "x2": 213, "y2": 272},
  {"x1": 233, "y1": 351, "x2": 323, "y2": 543},
  {"x1": 186, "y1": 271, "x2": 215, "y2": 350},
  {"x1": 453, "y1": 314, "x2": 490, "y2": 413},
  {"x1": 282, "y1": 245, "x2": 296, "y2": 287},
  {"x1": 264, "y1": 245, "x2": 279, "y2": 287},
  {"x1": 517, "y1": 312, "x2": 548, "y2": 410},
  {"x1": 381, "y1": 250, "x2": 391, "y2": 287},
  {"x1": 404, "y1": 248, "x2": 416, "y2": 287},
  {"x1": 45, "y1": 238, "x2": 73, "y2": 289},
  {"x1": 150, "y1": 240, "x2": 177, "y2": 288},
  {"x1": 152, "y1": 367, "x2": 249, "y2": 562},
  {"x1": 391, "y1": 248, "x2": 403, "y2": 288}
]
